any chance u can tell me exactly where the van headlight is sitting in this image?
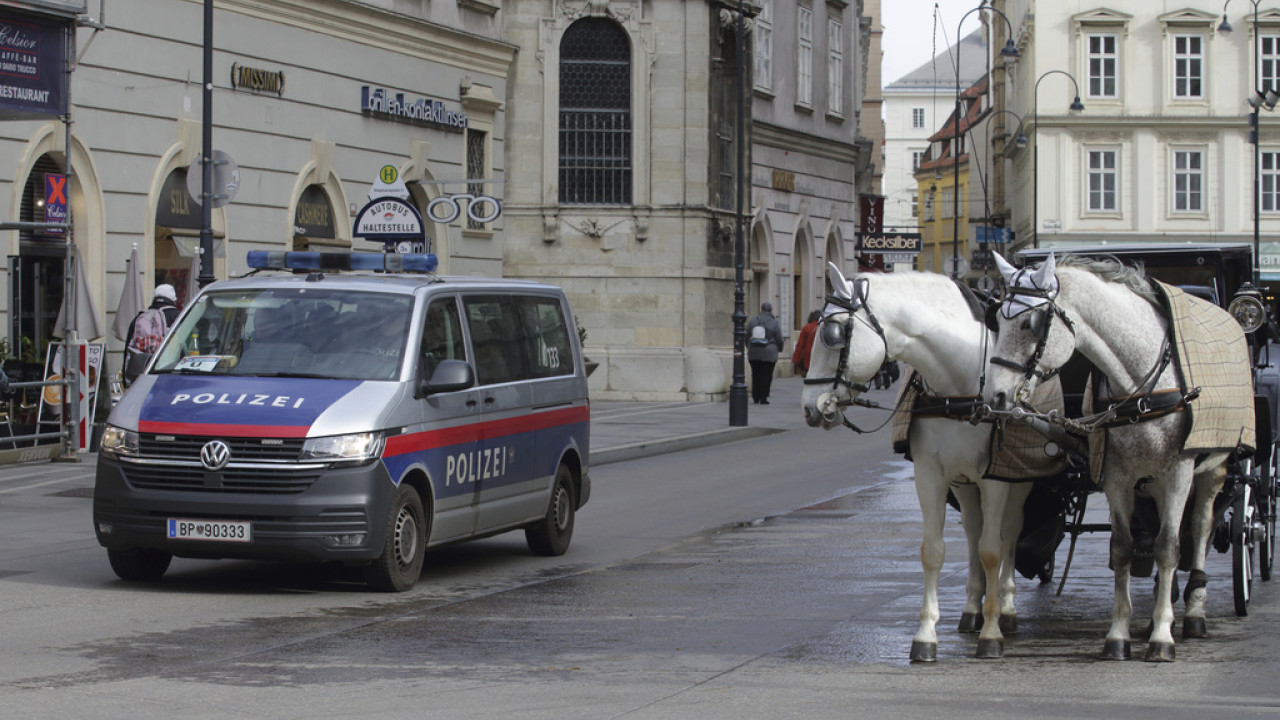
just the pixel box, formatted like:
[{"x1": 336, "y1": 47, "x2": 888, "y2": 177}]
[
  {"x1": 300, "y1": 432, "x2": 385, "y2": 465},
  {"x1": 100, "y1": 425, "x2": 139, "y2": 458}
]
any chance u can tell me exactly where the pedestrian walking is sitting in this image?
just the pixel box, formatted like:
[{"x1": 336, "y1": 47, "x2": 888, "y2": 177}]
[
  {"x1": 792, "y1": 309, "x2": 820, "y2": 377},
  {"x1": 746, "y1": 301, "x2": 784, "y2": 404}
]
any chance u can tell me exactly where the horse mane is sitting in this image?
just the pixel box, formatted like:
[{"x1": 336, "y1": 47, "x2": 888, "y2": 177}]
[{"x1": 1055, "y1": 254, "x2": 1159, "y2": 305}]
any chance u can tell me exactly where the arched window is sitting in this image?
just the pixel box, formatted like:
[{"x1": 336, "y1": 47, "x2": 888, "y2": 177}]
[{"x1": 559, "y1": 18, "x2": 631, "y2": 205}]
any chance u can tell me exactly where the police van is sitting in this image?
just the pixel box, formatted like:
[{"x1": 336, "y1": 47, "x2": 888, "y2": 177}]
[{"x1": 93, "y1": 251, "x2": 590, "y2": 591}]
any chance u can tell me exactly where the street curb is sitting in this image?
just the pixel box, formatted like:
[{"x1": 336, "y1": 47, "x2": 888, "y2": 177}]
[{"x1": 592, "y1": 425, "x2": 783, "y2": 466}]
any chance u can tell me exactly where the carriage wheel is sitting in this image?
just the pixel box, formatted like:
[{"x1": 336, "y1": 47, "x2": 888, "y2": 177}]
[
  {"x1": 1261, "y1": 450, "x2": 1278, "y2": 582},
  {"x1": 1232, "y1": 484, "x2": 1255, "y2": 617}
]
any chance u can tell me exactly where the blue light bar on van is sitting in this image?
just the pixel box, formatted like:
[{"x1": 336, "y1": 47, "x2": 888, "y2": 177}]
[{"x1": 246, "y1": 251, "x2": 438, "y2": 273}]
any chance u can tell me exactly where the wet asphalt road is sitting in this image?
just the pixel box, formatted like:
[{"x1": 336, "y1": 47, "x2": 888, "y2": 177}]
[{"x1": 0, "y1": 383, "x2": 1278, "y2": 719}]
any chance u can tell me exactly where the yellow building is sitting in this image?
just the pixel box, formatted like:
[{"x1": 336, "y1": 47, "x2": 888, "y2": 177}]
[{"x1": 913, "y1": 76, "x2": 988, "y2": 276}]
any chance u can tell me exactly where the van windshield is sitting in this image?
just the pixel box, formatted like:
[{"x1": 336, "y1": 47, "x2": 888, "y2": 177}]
[{"x1": 150, "y1": 288, "x2": 413, "y2": 381}]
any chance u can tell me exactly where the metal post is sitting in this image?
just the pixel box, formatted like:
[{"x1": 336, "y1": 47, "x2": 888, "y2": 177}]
[
  {"x1": 1221, "y1": 0, "x2": 1269, "y2": 285},
  {"x1": 953, "y1": 3, "x2": 1020, "y2": 278},
  {"x1": 199, "y1": 0, "x2": 215, "y2": 287},
  {"x1": 1032, "y1": 70, "x2": 1083, "y2": 249},
  {"x1": 58, "y1": 21, "x2": 78, "y2": 460},
  {"x1": 729, "y1": 0, "x2": 749, "y2": 426}
]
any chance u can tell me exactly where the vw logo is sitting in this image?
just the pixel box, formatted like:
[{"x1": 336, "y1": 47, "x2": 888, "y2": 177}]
[{"x1": 200, "y1": 440, "x2": 231, "y2": 471}]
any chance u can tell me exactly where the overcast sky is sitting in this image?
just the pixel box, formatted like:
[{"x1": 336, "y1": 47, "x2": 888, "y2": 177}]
[{"x1": 881, "y1": 0, "x2": 986, "y2": 86}]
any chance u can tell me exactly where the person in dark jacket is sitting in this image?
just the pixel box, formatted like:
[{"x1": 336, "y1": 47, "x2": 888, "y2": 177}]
[{"x1": 745, "y1": 302, "x2": 784, "y2": 404}]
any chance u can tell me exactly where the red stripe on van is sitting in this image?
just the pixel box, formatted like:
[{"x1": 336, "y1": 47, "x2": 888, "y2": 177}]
[
  {"x1": 384, "y1": 405, "x2": 588, "y2": 456},
  {"x1": 137, "y1": 421, "x2": 312, "y2": 438}
]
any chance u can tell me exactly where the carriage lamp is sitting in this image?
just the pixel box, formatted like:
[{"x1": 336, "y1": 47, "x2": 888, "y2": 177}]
[{"x1": 1229, "y1": 284, "x2": 1267, "y2": 333}]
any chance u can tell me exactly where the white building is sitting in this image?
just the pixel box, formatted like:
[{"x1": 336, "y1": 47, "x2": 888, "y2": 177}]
[
  {"x1": 1003, "y1": 0, "x2": 1280, "y2": 284},
  {"x1": 882, "y1": 30, "x2": 987, "y2": 234}
]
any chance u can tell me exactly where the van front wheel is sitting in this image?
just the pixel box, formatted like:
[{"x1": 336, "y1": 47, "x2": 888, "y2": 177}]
[
  {"x1": 107, "y1": 548, "x2": 172, "y2": 581},
  {"x1": 526, "y1": 465, "x2": 576, "y2": 556},
  {"x1": 365, "y1": 484, "x2": 427, "y2": 592}
]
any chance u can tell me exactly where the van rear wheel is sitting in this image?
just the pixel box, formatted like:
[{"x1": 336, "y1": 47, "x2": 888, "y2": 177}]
[
  {"x1": 365, "y1": 484, "x2": 427, "y2": 592},
  {"x1": 107, "y1": 548, "x2": 172, "y2": 581},
  {"x1": 526, "y1": 465, "x2": 576, "y2": 556}
]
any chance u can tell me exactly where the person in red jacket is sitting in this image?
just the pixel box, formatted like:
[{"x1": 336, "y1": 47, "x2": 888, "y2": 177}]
[{"x1": 791, "y1": 310, "x2": 821, "y2": 377}]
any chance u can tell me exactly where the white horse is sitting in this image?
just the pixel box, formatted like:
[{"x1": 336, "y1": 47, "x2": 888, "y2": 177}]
[
  {"x1": 801, "y1": 264, "x2": 1030, "y2": 661},
  {"x1": 985, "y1": 253, "x2": 1238, "y2": 661}
]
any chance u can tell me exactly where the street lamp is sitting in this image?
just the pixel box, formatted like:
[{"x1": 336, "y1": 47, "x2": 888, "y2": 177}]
[
  {"x1": 729, "y1": 0, "x2": 748, "y2": 426},
  {"x1": 975, "y1": 109, "x2": 1028, "y2": 259},
  {"x1": 953, "y1": 4, "x2": 1020, "y2": 279},
  {"x1": 1032, "y1": 70, "x2": 1085, "y2": 249},
  {"x1": 1221, "y1": 0, "x2": 1277, "y2": 286}
]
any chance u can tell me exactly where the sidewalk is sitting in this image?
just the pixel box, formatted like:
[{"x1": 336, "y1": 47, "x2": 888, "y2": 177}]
[{"x1": 589, "y1": 376, "x2": 897, "y2": 465}]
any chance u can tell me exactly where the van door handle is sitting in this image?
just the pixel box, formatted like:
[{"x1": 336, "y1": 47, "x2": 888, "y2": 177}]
[
  {"x1": 466, "y1": 399, "x2": 478, "y2": 408},
  {"x1": 484, "y1": 396, "x2": 497, "y2": 405}
]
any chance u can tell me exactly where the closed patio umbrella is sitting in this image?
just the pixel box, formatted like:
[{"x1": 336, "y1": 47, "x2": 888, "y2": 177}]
[
  {"x1": 111, "y1": 245, "x2": 144, "y2": 341},
  {"x1": 53, "y1": 252, "x2": 106, "y2": 341}
]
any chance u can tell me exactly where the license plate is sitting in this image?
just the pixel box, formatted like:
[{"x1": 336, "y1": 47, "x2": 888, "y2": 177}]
[{"x1": 167, "y1": 518, "x2": 252, "y2": 543}]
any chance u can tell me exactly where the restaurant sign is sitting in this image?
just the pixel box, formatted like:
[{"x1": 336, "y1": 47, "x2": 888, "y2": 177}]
[{"x1": 0, "y1": 10, "x2": 68, "y2": 120}]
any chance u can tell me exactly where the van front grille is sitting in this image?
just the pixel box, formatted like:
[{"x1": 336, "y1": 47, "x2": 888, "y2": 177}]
[{"x1": 139, "y1": 434, "x2": 305, "y2": 463}]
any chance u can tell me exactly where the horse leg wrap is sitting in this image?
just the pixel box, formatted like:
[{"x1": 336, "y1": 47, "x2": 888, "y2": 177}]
[{"x1": 1182, "y1": 569, "x2": 1208, "y2": 605}]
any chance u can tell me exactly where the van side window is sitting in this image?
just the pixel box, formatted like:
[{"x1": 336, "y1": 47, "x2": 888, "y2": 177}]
[
  {"x1": 516, "y1": 296, "x2": 573, "y2": 379},
  {"x1": 464, "y1": 295, "x2": 574, "y2": 385},
  {"x1": 421, "y1": 297, "x2": 466, "y2": 379},
  {"x1": 465, "y1": 297, "x2": 522, "y2": 386}
]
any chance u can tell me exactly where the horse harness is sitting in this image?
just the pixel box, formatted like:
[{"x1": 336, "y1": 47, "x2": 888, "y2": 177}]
[{"x1": 992, "y1": 273, "x2": 1201, "y2": 433}]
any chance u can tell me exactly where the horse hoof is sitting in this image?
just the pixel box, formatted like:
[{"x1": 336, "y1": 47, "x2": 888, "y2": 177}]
[
  {"x1": 1100, "y1": 639, "x2": 1131, "y2": 660},
  {"x1": 1145, "y1": 642, "x2": 1176, "y2": 662},
  {"x1": 1182, "y1": 617, "x2": 1207, "y2": 639},
  {"x1": 975, "y1": 639, "x2": 1004, "y2": 658},
  {"x1": 957, "y1": 612, "x2": 983, "y2": 633},
  {"x1": 999, "y1": 614, "x2": 1018, "y2": 635},
  {"x1": 909, "y1": 641, "x2": 937, "y2": 663}
]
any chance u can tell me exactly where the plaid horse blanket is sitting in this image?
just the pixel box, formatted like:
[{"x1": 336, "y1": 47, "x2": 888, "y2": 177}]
[
  {"x1": 891, "y1": 369, "x2": 1066, "y2": 482},
  {"x1": 1155, "y1": 281, "x2": 1256, "y2": 455}
]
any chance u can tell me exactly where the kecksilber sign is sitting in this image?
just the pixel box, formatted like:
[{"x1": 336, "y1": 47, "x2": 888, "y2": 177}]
[{"x1": 856, "y1": 232, "x2": 922, "y2": 254}]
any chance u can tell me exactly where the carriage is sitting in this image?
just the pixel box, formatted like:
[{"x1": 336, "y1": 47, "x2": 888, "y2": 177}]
[{"x1": 1013, "y1": 243, "x2": 1279, "y2": 617}]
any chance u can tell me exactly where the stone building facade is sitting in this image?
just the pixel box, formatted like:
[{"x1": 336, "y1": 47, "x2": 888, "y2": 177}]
[{"x1": 1, "y1": 0, "x2": 512, "y2": 373}]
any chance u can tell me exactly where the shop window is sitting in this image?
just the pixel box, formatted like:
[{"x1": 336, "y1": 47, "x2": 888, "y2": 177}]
[
  {"x1": 466, "y1": 130, "x2": 487, "y2": 230},
  {"x1": 293, "y1": 184, "x2": 344, "y2": 250}
]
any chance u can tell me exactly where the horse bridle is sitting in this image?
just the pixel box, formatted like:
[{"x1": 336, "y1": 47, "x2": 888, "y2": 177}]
[
  {"x1": 802, "y1": 277, "x2": 890, "y2": 432},
  {"x1": 989, "y1": 282, "x2": 1076, "y2": 391}
]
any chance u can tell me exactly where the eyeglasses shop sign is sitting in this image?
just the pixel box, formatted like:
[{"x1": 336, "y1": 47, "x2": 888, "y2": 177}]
[{"x1": 360, "y1": 86, "x2": 469, "y2": 133}]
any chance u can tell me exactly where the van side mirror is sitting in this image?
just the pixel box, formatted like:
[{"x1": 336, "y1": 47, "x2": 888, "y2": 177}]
[{"x1": 421, "y1": 359, "x2": 475, "y2": 395}]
